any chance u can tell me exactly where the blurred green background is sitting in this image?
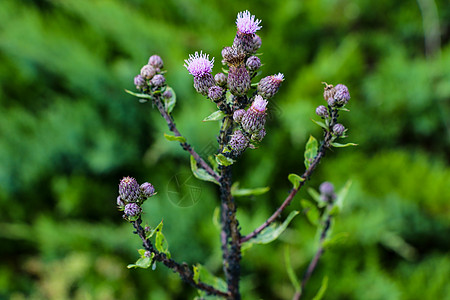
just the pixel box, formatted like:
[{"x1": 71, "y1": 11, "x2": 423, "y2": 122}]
[{"x1": 0, "y1": 0, "x2": 449, "y2": 299}]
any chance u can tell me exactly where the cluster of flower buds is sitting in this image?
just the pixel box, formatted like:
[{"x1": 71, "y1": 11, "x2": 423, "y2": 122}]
[
  {"x1": 316, "y1": 82, "x2": 351, "y2": 138},
  {"x1": 134, "y1": 55, "x2": 166, "y2": 92},
  {"x1": 183, "y1": 11, "x2": 284, "y2": 156},
  {"x1": 117, "y1": 176, "x2": 156, "y2": 221}
]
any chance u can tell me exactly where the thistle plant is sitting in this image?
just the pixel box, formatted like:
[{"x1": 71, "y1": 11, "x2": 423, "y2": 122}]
[{"x1": 121, "y1": 10, "x2": 356, "y2": 299}]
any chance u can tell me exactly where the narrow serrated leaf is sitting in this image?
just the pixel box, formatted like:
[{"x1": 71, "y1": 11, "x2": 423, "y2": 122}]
[
  {"x1": 311, "y1": 119, "x2": 328, "y2": 130},
  {"x1": 330, "y1": 142, "x2": 358, "y2": 148},
  {"x1": 304, "y1": 136, "x2": 318, "y2": 169},
  {"x1": 155, "y1": 231, "x2": 170, "y2": 258},
  {"x1": 146, "y1": 220, "x2": 163, "y2": 239},
  {"x1": 190, "y1": 156, "x2": 219, "y2": 185},
  {"x1": 288, "y1": 173, "x2": 304, "y2": 189},
  {"x1": 300, "y1": 199, "x2": 320, "y2": 226},
  {"x1": 193, "y1": 264, "x2": 227, "y2": 292},
  {"x1": 244, "y1": 211, "x2": 299, "y2": 249},
  {"x1": 203, "y1": 110, "x2": 225, "y2": 122},
  {"x1": 164, "y1": 133, "x2": 186, "y2": 143},
  {"x1": 312, "y1": 276, "x2": 328, "y2": 300},
  {"x1": 164, "y1": 86, "x2": 176, "y2": 113},
  {"x1": 231, "y1": 186, "x2": 270, "y2": 197},
  {"x1": 284, "y1": 246, "x2": 300, "y2": 291},
  {"x1": 215, "y1": 154, "x2": 234, "y2": 166},
  {"x1": 125, "y1": 89, "x2": 153, "y2": 100}
]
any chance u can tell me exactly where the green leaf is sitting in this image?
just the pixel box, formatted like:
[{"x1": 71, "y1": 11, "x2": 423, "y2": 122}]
[
  {"x1": 146, "y1": 220, "x2": 163, "y2": 239},
  {"x1": 311, "y1": 119, "x2": 328, "y2": 130},
  {"x1": 190, "y1": 156, "x2": 219, "y2": 185},
  {"x1": 243, "y1": 211, "x2": 299, "y2": 251},
  {"x1": 164, "y1": 86, "x2": 176, "y2": 113},
  {"x1": 163, "y1": 133, "x2": 186, "y2": 143},
  {"x1": 127, "y1": 254, "x2": 153, "y2": 269},
  {"x1": 231, "y1": 182, "x2": 270, "y2": 197},
  {"x1": 125, "y1": 89, "x2": 153, "y2": 101},
  {"x1": 323, "y1": 232, "x2": 349, "y2": 249},
  {"x1": 300, "y1": 199, "x2": 320, "y2": 226},
  {"x1": 304, "y1": 136, "x2": 318, "y2": 169},
  {"x1": 155, "y1": 231, "x2": 170, "y2": 258},
  {"x1": 284, "y1": 246, "x2": 300, "y2": 292},
  {"x1": 312, "y1": 276, "x2": 328, "y2": 300},
  {"x1": 333, "y1": 180, "x2": 352, "y2": 213},
  {"x1": 212, "y1": 206, "x2": 221, "y2": 230},
  {"x1": 215, "y1": 154, "x2": 235, "y2": 166},
  {"x1": 288, "y1": 173, "x2": 304, "y2": 189},
  {"x1": 193, "y1": 264, "x2": 227, "y2": 293},
  {"x1": 307, "y1": 187, "x2": 326, "y2": 208},
  {"x1": 203, "y1": 110, "x2": 225, "y2": 122},
  {"x1": 330, "y1": 142, "x2": 358, "y2": 148}
]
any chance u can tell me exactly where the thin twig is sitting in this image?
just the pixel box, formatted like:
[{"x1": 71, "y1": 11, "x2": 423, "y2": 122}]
[
  {"x1": 296, "y1": 206, "x2": 333, "y2": 299},
  {"x1": 153, "y1": 95, "x2": 220, "y2": 182},
  {"x1": 132, "y1": 217, "x2": 230, "y2": 298},
  {"x1": 240, "y1": 107, "x2": 338, "y2": 244}
]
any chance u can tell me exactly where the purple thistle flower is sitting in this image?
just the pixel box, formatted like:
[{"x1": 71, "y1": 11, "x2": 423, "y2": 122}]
[
  {"x1": 184, "y1": 51, "x2": 215, "y2": 95},
  {"x1": 119, "y1": 176, "x2": 140, "y2": 203},
  {"x1": 334, "y1": 84, "x2": 350, "y2": 105},
  {"x1": 236, "y1": 10, "x2": 262, "y2": 34},
  {"x1": 184, "y1": 51, "x2": 214, "y2": 77}
]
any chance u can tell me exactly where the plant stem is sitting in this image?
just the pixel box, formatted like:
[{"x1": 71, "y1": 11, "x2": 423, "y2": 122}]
[
  {"x1": 218, "y1": 115, "x2": 241, "y2": 299},
  {"x1": 153, "y1": 96, "x2": 220, "y2": 182},
  {"x1": 295, "y1": 205, "x2": 333, "y2": 300},
  {"x1": 132, "y1": 217, "x2": 230, "y2": 298}
]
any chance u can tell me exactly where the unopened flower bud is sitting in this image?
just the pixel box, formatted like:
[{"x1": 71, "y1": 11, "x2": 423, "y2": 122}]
[
  {"x1": 144, "y1": 251, "x2": 152, "y2": 258},
  {"x1": 117, "y1": 196, "x2": 125, "y2": 208},
  {"x1": 334, "y1": 84, "x2": 350, "y2": 105},
  {"x1": 228, "y1": 65, "x2": 251, "y2": 96},
  {"x1": 162, "y1": 89, "x2": 173, "y2": 99},
  {"x1": 333, "y1": 123, "x2": 345, "y2": 136},
  {"x1": 144, "y1": 225, "x2": 151, "y2": 233},
  {"x1": 222, "y1": 46, "x2": 246, "y2": 66},
  {"x1": 184, "y1": 51, "x2": 215, "y2": 95},
  {"x1": 327, "y1": 97, "x2": 335, "y2": 107},
  {"x1": 134, "y1": 75, "x2": 146, "y2": 90},
  {"x1": 241, "y1": 95, "x2": 268, "y2": 133},
  {"x1": 214, "y1": 73, "x2": 227, "y2": 87},
  {"x1": 229, "y1": 130, "x2": 249, "y2": 152},
  {"x1": 148, "y1": 55, "x2": 163, "y2": 69},
  {"x1": 251, "y1": 128, "x2": 266, "y2": 142},
  {"x1": 251, "y1": 34, "x2": 262, "y2": 52},
  {"x1": 208, "y1": 85, "x2": 224, "y2": 102},
  {"x1": 322, "y1": 82, "x2": 335, "y2": 100},
  {"x1": 124, "y1": 203, "x2": 141, "y2": 217},
  {"x1": 246, "y1": 56, "x2": 261, "y2": 71},
  {"x1": 319, "y1": 181, "x2": 336, "y2": 202},
  {"x1": 257, "y1": 73, "x2": 284, "y2": 99},
  {"x1": 119, "y1": 176, "x2": 140, "y2": 203},
  {"x1": 140, "y1": 182, "x2": 155, "y2": 198},
  {"x1": 140, "y1": 64, "x2": 156, "y2": 80},
  {"x1": 151, "y1": 74, "x2": 165, "y2": 87},
  {"x1": 315, "y1": 105, "x2": 328, "y2": 118},
  {"x1": 233, "y1": 109, "x2": 246, "y2": 123}
]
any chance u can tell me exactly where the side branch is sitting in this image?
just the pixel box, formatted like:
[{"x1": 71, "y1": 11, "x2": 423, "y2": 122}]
[
  {"x1": 153, "y1": 96, "x2": 220, "y2": 182},
  {"x1": 294, "y1": 206, "x2": 333, "y2": 300},
  {"x1": 132, "y1": 217, "x2": 230, "y2": 298},
  {"x1": 239, "y1": 146, "x2": 326, "y2": 244}
]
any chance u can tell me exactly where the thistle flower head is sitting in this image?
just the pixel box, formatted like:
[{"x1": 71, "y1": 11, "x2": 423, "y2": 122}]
[
  {"x1": 236, "y1": 10, "x2": 262, "y2": 34},
  {"x1": 184, "y1": 51, "x2": 214, "y2": 77},
  {"x1": 334, "y1": 84, "x2": 350, "y2": 105},
  {"x1": 251, "y1": 95, "x2": 268, "y2": 113},
  {"x1": 140, "y1": 182, "x2": 155, "y2": 198},
  {"x1": 124, "y1": 203, "x2": 141, "y2": 217},
  {"x1": 119, "y1": 176, "x2": 140, "y2": 203},
  {"x1": 257, "y1": 73, "x2": 284, "y2": 99}
]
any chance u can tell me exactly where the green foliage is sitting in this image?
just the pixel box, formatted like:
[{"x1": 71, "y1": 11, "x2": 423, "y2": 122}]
[
  {"x1": 304, "y1": 135, "x2": 318, "y2": 169},
  {"x1": 0, "y1": 0, "x2": 449, "y2": 299}
]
